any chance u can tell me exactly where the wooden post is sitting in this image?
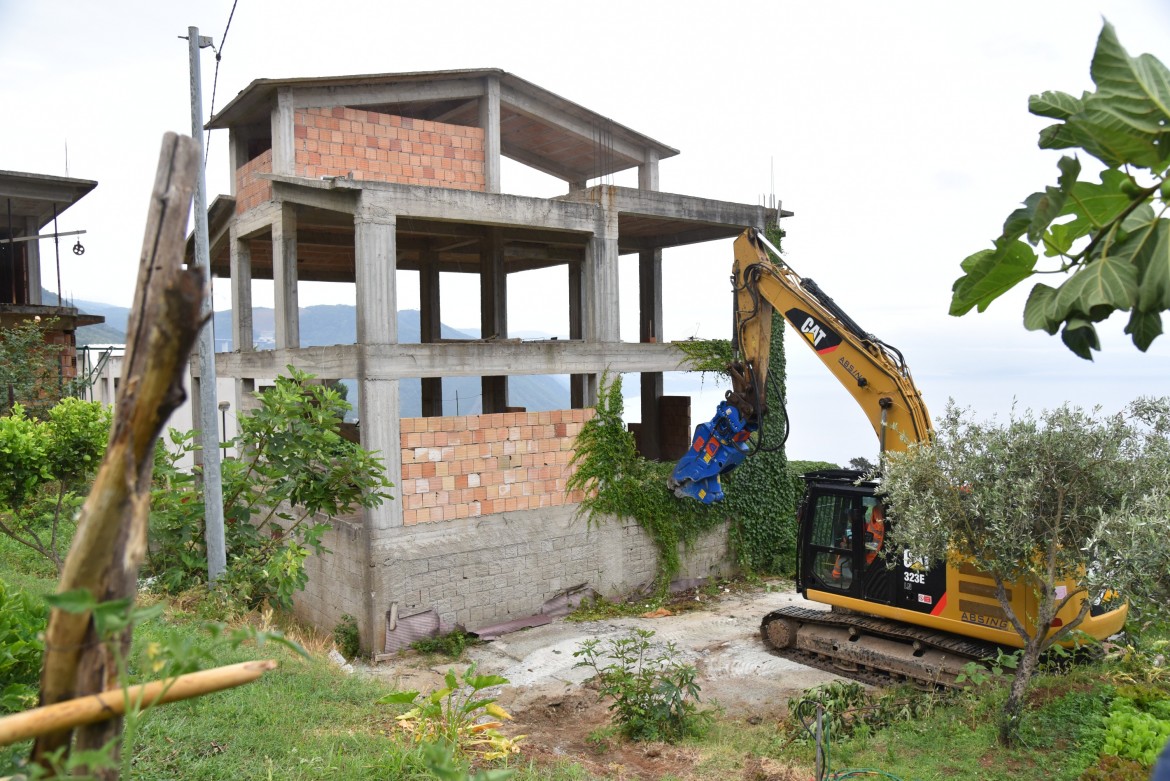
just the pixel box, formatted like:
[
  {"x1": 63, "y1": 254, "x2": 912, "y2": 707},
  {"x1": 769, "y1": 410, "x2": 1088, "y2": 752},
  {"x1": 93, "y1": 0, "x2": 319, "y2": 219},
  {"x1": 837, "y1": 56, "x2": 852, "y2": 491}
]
[
  {"x1": 32, "y1": 133, "x2": 206, "y2": 776},
  {"x1": 1, "y1": 661, "x2": 277, "y2": 747}
]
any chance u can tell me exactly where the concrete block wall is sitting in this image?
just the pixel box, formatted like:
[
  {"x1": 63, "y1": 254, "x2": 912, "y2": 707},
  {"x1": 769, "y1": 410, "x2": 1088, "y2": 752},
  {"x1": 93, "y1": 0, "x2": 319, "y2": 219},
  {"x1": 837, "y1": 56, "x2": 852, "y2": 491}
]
[
  {"x1": 372, "y1": 505, "x2": 734, "y2": 634},
  {"x1": 235, "y1": 149, "x2": 273, "y2": 215},
  {"x1": 293, "y1": 107, "x2": 485, "y2": 189},
  {"x1": 399, "y1": 409, "x2": 591, "y2": 525},
  {"x1": 291, "y1": 514, "x2": 367, "y2": 637}
]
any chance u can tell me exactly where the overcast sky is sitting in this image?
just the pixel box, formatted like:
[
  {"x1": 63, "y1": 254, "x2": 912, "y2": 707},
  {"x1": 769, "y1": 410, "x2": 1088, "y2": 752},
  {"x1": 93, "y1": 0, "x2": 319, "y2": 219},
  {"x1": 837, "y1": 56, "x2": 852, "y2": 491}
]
[{"x1": 3, "y1": 1, "x2": 1169, "y2": 464}]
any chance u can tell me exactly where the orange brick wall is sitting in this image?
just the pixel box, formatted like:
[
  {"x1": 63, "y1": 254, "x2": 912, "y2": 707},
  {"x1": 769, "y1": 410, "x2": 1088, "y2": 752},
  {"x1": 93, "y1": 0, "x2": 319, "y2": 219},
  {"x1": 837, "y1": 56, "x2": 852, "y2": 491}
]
[
  {"x1": 400, "y1": 409, "x2": 593, "y2": 525},
  {"x1": 294, "y1": 107, "x2": 485, "y2": 189},
  {"x1": 235, "y1": 149, "x2": 273, "y2": 214}
]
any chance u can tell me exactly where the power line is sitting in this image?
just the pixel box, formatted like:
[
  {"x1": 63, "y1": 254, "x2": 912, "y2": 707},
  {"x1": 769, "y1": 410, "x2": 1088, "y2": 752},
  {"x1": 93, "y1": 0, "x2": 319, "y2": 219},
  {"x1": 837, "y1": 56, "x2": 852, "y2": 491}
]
[{"x1": 204, "y1": 0, "x2": 240, "y2": 162}]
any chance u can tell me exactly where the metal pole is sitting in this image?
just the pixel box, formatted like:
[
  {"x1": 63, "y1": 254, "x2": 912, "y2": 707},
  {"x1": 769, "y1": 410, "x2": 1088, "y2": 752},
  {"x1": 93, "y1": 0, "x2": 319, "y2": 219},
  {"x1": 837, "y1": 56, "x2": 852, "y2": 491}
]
[{"x1": 188, "y1": 26, "x2": 227, "y2": 584}]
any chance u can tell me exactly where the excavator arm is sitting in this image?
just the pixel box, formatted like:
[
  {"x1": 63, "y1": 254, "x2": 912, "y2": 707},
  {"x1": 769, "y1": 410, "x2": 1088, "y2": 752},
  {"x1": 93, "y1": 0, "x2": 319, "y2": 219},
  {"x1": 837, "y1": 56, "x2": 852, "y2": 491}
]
[{"x1": 670, "y1": 228, "x2": 932, "y2": 503}]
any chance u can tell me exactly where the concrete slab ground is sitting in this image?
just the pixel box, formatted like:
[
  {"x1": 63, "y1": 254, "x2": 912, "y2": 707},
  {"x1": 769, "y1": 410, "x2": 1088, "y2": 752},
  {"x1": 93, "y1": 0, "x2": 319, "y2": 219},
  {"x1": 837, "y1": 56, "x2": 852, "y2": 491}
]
[{"x1": 363, "y1": 583, "x2": 847, "y2": 722}]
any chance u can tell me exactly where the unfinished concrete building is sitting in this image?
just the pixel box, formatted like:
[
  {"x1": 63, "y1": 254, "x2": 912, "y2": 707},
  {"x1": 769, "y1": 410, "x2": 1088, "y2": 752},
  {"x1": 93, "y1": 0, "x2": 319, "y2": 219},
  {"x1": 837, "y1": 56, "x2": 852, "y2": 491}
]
[
  {"x1": 198, "y1": 69, "x2": 781, "y2": 652},
  {"x1": 0, "y1": 171, "x2": 103, "y2": 408}
]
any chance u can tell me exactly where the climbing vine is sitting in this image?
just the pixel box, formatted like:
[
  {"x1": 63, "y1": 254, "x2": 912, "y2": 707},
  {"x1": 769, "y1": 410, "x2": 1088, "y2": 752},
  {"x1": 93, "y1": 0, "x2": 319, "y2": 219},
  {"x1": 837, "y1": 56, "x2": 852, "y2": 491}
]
[
  {"x1": 569, "y1": 223, "x2": 806, "y2": 585},
  {"x1": 567, "y1": 375, "x2": 724, "y2": 589}
]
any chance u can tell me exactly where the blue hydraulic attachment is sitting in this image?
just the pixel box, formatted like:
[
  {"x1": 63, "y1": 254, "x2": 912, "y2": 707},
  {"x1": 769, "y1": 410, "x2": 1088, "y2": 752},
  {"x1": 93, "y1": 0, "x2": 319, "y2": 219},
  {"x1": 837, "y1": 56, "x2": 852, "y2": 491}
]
[{"x1": 667, "y1": 399, "x2": 757, "y2": 504}]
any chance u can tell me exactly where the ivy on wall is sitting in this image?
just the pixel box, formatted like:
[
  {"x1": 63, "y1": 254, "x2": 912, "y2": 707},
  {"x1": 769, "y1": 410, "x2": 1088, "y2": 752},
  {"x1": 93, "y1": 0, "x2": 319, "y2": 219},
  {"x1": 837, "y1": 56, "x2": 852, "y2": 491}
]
[{"x1": 568, "y1": 224, "x2": 813, "y2": 586}]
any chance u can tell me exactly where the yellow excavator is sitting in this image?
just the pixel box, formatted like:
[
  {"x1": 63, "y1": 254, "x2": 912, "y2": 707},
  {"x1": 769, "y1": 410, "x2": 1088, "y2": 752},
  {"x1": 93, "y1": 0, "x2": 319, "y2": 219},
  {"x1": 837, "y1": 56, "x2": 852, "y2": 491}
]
[{"x1": 669, "y1": 228, "x2": 1128, "y2": 686}]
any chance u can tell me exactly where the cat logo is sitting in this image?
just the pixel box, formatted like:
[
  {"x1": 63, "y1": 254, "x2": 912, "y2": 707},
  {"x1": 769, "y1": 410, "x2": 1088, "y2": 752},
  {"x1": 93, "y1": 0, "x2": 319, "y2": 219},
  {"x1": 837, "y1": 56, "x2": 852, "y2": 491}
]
[{"x1": 784, "y1": 308, "x2": 843, "y2": 354}]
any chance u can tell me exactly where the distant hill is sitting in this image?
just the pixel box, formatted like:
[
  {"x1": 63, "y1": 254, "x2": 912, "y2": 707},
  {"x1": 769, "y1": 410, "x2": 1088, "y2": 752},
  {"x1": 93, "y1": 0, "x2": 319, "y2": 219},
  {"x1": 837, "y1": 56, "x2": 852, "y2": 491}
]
[{"x1": 61, "y1": 293, "x2": 568, "y2": 414}]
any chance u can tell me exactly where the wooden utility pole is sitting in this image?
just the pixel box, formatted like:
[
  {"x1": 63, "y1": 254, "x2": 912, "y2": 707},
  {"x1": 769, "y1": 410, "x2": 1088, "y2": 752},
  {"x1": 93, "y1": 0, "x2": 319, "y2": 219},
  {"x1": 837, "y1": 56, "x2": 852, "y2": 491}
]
[{"x1": 32, "y1": 133, "x2": 207, "y2": 777}]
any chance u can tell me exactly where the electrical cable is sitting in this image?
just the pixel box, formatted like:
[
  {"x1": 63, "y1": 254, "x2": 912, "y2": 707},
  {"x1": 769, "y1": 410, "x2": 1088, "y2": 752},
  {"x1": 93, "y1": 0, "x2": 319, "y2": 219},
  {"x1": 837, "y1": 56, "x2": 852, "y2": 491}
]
[
  {"x1": 204, "y1": 0, "x2": 240, "y2": 163},
  {"x1": 792, "y1": 697, "x2": 918, "y2": 781}
]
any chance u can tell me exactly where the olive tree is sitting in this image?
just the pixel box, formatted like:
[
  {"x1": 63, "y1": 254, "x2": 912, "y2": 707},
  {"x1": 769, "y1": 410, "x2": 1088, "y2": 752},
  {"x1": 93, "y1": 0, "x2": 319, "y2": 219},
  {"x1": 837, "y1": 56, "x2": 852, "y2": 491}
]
[{"x1": 880, "y1": 397, "x2": 1170, "y2": 744}]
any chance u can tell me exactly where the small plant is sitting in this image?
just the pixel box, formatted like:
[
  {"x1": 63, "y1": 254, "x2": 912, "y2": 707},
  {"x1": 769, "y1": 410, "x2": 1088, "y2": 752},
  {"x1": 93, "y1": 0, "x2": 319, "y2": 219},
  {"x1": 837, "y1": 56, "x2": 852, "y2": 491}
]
[
  {"x1": 333, "y1": 613, "x2": 361, "y2": 660},
  {"x1": 573, "y1": 627, "x2": 711, "y2": 743},
  {"x1": 785, "y1": 680, "x2": 940, "y2": 743},
  {"x1": 0, "y1": 579, "x2": 47, "y2": 714},
  {"x1": 379, "y1": 663, "x2": 523, "y2": 761},
  {"x1": 566, "y1": 594, "x2": 660, "y2": 622},
  {"x1": 410, "y1": 629, "x2": 477, "y2": 659},
  {"x1": 1102, "y1": 695, "x2": 1170, "y2": 767},
  {"x1": 954, "y1": 648, "x2": 1020, "y2": 687}
]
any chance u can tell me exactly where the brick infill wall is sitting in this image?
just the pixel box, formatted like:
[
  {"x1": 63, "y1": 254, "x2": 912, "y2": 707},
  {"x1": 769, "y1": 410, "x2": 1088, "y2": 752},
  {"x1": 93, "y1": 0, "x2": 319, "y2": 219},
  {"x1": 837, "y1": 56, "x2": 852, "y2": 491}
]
[
  {"x1": 399, "y1": 409, "x2": 593, "y2": 525},
  {"x1": 294, "y1": 107, "x2": 485, "y2": 189},
  {"x1": 235, "y1": 149, "x2": 273, "y2": 214}
]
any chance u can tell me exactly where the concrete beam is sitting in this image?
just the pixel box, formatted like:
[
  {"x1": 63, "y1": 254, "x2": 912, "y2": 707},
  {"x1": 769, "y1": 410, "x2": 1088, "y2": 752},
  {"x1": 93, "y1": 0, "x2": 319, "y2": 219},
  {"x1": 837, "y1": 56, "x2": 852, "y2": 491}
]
[
  {"x1": 272, "y1": 205, "x2": 300, "y2": 349},
  {"x1": 561, "y1": 185, "x2": 771, "y2": 229},
  {"x1": 331, "y1": 178, "x2": 600, "y2": 234},
  {"x1": 234, "y1": 201, "x2": 284, "y2": 240},
  {"x1": 202, "y1": 341, "x2": 688, "y2": 381},
  {"x1": 290, "y1": 78, "x2": 486, "y2": 111},
  {"x1": 267, "y1": 179, "x2": 357, "y2": 215}
]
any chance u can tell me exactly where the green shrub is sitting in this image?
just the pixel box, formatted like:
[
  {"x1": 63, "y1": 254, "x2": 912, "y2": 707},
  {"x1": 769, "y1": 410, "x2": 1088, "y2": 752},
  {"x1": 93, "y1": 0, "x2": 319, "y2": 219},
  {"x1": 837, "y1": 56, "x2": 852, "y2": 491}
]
[
  {"x1": 146, "y1": 368, "x2": 394, "y2": 609},
  {"x1": 0, "y1": 579, "x2": 47, "y2": 714},
  {"x1": 334, "y1": 613, "x2": 361, "y2": 660},
  {"x1": 573, "y1": 628, "x2": 711, "y2": 743},
  {"x1": 411, "y1": 629, "x2": 477, "y2": 659}
]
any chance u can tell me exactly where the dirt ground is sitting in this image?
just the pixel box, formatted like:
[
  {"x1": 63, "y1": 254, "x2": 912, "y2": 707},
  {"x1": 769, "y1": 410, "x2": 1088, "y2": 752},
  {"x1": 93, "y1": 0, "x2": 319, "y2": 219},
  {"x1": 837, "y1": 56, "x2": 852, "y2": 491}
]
[{"x1": 362, "y1": 584, "x2": 844, "y2": 780}]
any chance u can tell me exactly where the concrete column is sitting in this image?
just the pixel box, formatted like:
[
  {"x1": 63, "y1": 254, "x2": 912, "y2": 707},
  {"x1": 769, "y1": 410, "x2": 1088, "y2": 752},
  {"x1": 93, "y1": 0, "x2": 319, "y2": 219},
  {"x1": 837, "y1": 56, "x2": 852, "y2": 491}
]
[
  {"x1": 639, "y1": 252, "x2": 664, "y2": 460},
  {"x1": 354, "y1": 200, "x2": 403, "y2": 648},
  {"x1": 583, "y1": 205, "x2": 619, "y2": 343},
  {"x1": 568, "y1": 180, "x2": 588, "y2": 193},
  {"x1": 24, "y1": 217, "x2": 40, "y2": 305},
  {"x1": 419, "y1": 243, "x2": 442, "y2": 416},
  {"x1": 479, "y1": 76, "x2": 501, "y2": 194},
  {"x1": 354, "y1": 207, "x2": 397, "y2": 345},
  {"x1": 271, "y1": 87, "x2": 295, "y2": 176},
  {"x1": 480, "y1": 229, "x2": 507, "y2": 412},
  {"x1": 568, "y1": 259, "x2": 585, "y2": 409},
  {"x1": 229, "y1": 225, "x2": 253, "y2": 352},
  {"x1": 228, "y1": 127, "x2": 248, "y2": 196},
  {"x1": 272, "y1": 205, "x2": 300, "y2": 349},
  {"x1": 638, "y1": 149, "x2": 660, "y2": 192}
]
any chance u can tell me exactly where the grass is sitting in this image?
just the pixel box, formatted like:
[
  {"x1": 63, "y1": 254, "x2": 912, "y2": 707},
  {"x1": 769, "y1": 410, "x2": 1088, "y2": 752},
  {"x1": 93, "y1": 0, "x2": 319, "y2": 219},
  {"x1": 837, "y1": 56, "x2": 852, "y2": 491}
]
[{"x1": 4, "y1": 535, "x2": 1170, "y2": 780}]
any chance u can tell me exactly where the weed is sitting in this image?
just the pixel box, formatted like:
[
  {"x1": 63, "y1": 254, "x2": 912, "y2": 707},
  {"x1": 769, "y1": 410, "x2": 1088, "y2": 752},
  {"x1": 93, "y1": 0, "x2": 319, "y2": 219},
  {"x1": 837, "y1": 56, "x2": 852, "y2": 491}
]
[
  {"x1": 411, "y1": 629, "x2": 478, "y2": 659},
  {"x1": 333, "y1": 613, "x2": 361, "y2": 660},
  {"x1": 565, "y1": 594, "x2": 660, "y2": 622},
  {"x1": 379, "y1": 662, "x2": 524, "y2": 761},
  {"x1": 573, "y1": 627, "x2": 711, "y2": 743}
]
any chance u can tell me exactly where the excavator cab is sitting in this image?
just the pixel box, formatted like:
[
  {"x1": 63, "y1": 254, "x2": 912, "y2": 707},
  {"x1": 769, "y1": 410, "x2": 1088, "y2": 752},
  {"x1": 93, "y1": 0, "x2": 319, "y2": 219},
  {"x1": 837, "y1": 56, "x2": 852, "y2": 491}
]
[{"x1": 796, "y1": 470, "x2": 941, "y2": 610}]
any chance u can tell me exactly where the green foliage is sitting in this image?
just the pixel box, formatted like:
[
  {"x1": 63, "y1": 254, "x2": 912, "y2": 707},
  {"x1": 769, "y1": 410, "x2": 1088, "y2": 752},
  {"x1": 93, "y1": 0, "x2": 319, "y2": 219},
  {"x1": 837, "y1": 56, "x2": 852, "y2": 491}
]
[
  {"x1": 0, "y1": 318, "x2": 86, "y2": 417},
  {"x1": 573, "y1": 628, "x2": 711, "y2": 743},
  {"x1": 333, "y1": 613, "x2": 361, "y2": 660},
  {"x1": 567, "y1": 373, "x2": 725, "y2": 586},
  {"x1": 1102, "y1": 695, "x2": 1170, "y2": 766},
  {"x1": 951, "y1": 22, "x2": 1170, "y2": 358},
  {"x1": 568, "y1": 223, "x2": 799, "y2": 582},
  {"x1": 410, "y1": 629, "x2": 478, "y2": 659},
  {"x1": 785, "y1": 681, "x2": 941, "y2": 745},
  {"x1": 0, "y1": 398, "x2": 110, "y2": 572},
  {"x1": 0, "y1": 579, "x2": 47, "y2": 714},
  {"x1": 379, "y1": 663, "x2": 523, "y2": 761},
  {"x1": 146, "y1": 367, "x2": 395, "y2": 609},
  {"x1": 882, "y1": 397, "x2": 1170, "y2": 743},
  {"x1": 566, "y1": 594, "x2": 662, "y2": 622}
]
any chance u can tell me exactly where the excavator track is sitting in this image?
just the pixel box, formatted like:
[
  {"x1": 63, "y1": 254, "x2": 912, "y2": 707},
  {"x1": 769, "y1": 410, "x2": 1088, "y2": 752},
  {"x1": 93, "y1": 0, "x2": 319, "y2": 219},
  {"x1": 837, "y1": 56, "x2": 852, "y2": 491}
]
[{"x1": 760, "y1": 606, "x2": 1002, "y2": 688}]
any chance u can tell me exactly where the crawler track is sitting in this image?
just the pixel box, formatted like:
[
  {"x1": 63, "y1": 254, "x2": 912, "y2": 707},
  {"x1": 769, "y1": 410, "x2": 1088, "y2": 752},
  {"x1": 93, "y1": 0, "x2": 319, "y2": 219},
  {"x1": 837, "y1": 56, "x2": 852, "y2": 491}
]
[{"x1": 760, "y1": 606, "x2": 1002, "y2": 688}]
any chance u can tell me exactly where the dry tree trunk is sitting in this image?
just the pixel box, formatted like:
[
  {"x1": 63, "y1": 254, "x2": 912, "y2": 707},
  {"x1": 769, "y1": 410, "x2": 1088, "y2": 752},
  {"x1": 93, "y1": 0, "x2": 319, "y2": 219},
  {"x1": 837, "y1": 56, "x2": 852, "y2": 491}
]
[{"x1": 31, "y1": 133, "x2": 206, "y2": 777}]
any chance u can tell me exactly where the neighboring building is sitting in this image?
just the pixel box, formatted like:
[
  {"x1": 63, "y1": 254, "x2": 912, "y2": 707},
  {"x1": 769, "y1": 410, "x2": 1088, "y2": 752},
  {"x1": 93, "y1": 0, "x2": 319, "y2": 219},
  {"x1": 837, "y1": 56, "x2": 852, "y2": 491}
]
[
  {"x1": 196, "y1": 68, "x2": 788, "y2": 652},
  {"x1": 0, "y1": 170, "x2": 103, "y2": 407}
]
